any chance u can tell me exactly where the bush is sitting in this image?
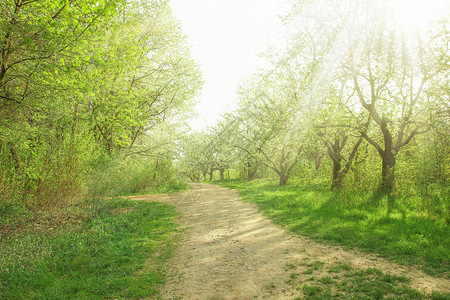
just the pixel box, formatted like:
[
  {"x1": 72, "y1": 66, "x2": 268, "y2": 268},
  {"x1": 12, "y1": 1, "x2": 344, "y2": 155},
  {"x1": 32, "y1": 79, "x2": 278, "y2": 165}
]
[{"x1": 87, "y1": 156, "x2": 188, "y2": 198}]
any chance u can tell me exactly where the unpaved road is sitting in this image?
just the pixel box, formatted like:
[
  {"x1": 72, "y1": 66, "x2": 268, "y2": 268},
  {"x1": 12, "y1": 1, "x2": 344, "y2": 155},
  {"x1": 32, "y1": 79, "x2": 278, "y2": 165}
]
[{"x1": 129, "y1": 183, "x2": 449, "y2": 299}]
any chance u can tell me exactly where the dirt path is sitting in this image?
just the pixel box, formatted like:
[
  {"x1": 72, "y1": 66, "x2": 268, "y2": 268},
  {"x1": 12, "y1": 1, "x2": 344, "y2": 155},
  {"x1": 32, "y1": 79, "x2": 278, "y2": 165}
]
[{"x1": 129, "y1": 183, "x2": 449, "y2": 299}]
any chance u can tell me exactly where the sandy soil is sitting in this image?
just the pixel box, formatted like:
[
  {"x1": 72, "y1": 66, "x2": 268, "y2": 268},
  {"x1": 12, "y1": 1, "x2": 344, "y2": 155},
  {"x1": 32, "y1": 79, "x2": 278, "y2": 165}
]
[{"x1": 128, "y1": 183, "x2": 449, "y2": 299}]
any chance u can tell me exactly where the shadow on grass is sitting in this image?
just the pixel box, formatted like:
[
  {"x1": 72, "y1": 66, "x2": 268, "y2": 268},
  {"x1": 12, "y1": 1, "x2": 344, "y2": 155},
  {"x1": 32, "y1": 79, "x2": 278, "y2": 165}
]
[{"x1": 214, "y1": 179, "x2": 449, "y2": 278}]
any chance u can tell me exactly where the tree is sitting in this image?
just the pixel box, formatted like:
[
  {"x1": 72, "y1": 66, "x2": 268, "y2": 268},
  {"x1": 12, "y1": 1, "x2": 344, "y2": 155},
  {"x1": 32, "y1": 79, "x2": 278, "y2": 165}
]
[
  {"x1": 311, "y1": 82, "x2": 370, "y2": 189},
  {"x1": 0, "y1": 0, "x2": 202, "y2": 207},
  {"x1": 0, "y1": 0, "x2": 121, "y2": 205},
  {"x1": 234, "y1": 71, "x2": 304, "y2": 186},
  {"x1": 85, "y1": 0, "x2": 201, "y2": 155},
  {"x1": 206, "y1": 121, "x2": 237, "y2": 180},
  {"x1": 345, "y1": 1, "x2": 448, "y2": 193},
  {"x1": 283, "y1": 0, "x2": 448, "y2": 193}
]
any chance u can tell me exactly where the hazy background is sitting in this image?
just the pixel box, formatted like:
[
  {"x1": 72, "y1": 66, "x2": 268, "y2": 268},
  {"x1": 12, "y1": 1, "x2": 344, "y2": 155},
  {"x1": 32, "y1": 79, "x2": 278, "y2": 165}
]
[{"x1": 169, "y1": 0, "x2": 289, "y2": 130}]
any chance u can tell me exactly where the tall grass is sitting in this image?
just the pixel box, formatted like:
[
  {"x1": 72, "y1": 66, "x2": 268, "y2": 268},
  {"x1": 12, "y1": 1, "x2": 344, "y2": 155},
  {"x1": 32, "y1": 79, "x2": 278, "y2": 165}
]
[
  {"x1": 216, "y1": 179, "x2": 449, "y2": 278},
  {"x1": 88, "y1": 156, "x2": 189, "y2": 198}
]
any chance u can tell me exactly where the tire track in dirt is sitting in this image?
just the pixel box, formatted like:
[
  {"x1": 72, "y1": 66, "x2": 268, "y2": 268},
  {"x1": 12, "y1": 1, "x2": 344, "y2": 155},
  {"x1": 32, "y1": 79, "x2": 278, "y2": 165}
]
[{"x1": 129, "y1": 183, "x2": 449, "y2": 299}]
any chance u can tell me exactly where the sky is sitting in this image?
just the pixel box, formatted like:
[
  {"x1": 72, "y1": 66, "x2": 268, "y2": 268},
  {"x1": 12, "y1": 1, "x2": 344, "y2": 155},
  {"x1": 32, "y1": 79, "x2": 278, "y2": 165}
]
[{"x1": 169, "y1": 0, "x2": 289, "y2": 131}]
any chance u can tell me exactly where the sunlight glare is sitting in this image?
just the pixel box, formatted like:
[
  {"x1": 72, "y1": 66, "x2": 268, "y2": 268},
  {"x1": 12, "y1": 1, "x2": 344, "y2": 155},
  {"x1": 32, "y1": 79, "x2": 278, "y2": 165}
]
[{"x1": 394, "y1": 0, "x2": 447, "y2": 27}]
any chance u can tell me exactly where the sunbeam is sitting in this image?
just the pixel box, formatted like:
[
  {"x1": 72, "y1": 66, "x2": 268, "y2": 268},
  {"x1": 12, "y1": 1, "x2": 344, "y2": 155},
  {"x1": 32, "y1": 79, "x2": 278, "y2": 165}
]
[{"x1": 393, "y1": 0, "x2": 448, "y2": 28}]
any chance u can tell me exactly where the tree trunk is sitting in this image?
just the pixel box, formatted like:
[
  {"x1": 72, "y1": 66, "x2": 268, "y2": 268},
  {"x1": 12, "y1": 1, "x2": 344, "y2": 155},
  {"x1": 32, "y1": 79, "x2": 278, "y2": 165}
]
[
  {"x1": 279, "y1": 172, "x2": 288, "y2": 186},
  {"x1": 315, "y1": 155, "x2": 322, "y2": 172},
  {"x1": 324, "y1": 136, "x2": 345, "y2": 189},
  {"x1": 379, "y1": 118, "x2": 396, "y2": 194},
  {"x1": 331, "y1": 159, "x2": 342, "y2": 189},
  {"x1": 209, "y1": 171, "x2": 213, "y2": 181},
  {"x1": 278, "y1": 149, "x2": 288, "y2": 186},
  {"x1": 246, "y1": 161, "x2": 257, "y2": 180},
  {"x1": 278, "y1": 163, "x2": 289, "y2": 186},
  {"x1": 219, "y1": 169, "x2": 225, "y2": 180},
  {"x1": 381, "y1": 151, "x2": 396, "y2": 194},
  {"x1": 361, "y1": 118, "x2": 397, "y2": 195},
  {"x1": 153, "y1": 159, "x2": 159, "y2": 182}
]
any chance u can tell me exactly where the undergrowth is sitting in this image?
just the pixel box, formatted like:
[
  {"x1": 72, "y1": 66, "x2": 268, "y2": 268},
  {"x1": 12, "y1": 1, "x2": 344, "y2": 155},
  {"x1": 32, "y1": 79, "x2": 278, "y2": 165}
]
[{"x1": 88, "y1": 156, "x2": 190, "y2": 198}]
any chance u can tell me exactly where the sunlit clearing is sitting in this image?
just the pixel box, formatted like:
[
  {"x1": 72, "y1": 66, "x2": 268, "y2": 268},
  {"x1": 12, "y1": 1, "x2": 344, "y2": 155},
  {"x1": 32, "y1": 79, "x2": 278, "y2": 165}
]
[{"x1": 394, "y1": 0, "x2": 448, "y2": 27}]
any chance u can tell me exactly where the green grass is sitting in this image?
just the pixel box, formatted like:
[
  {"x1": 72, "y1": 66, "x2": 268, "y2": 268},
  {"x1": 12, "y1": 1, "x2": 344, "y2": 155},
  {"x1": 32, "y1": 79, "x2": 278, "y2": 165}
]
[
  {"x1": 296, "y1": 266, "x2": 427, "y2": 299},
  {"x1": 139, "y1": 181, "x2": 191, "y2": 196},
  {"x1": 286, "y1": 259, "x2": 448, "y2": 299},
  {"x1": 215, "y1": 179, "x2": 450, "y2": 278},
  {"x1": 0, "y1": 198, "x2": 179, "y2": 299}
]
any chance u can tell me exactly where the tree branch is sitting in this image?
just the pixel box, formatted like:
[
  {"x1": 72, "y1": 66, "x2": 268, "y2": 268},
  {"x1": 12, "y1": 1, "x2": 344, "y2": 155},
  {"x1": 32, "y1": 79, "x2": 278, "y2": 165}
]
[
  {"x1": 361, "y1": 131, "x2": 384, "y2": 156},
  {"x1": 258, "y1": 147, "x2": 280, "y2": 175},
  {"x1": 398, "y1": 124, "x2": 430, "y2": 150}
]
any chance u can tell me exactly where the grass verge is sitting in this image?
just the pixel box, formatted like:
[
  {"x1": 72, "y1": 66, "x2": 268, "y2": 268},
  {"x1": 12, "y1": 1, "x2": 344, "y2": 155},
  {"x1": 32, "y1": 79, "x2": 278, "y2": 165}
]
[
  {"x1": 0, "y1": 198, "x2": 179, "y2": 299},
  {"x1": 284, "y1": 259, "x2": 449, "y2": 299},
  {"x1": 145, "y1": 182, "x2": 191, "y2": 195},
  {"x1": 214, "y1": 179, "x2": 449, "y2": 279}
]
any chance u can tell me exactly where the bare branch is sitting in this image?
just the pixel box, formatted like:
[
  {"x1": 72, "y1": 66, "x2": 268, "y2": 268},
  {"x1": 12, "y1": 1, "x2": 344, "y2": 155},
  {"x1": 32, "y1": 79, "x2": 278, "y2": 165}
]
[
  {"x1": 361, "y1": 131, "x2": 384, "y2": 156},
  {"x1": 52, "y1": 5, "x2": 66, "y2": 20}
]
